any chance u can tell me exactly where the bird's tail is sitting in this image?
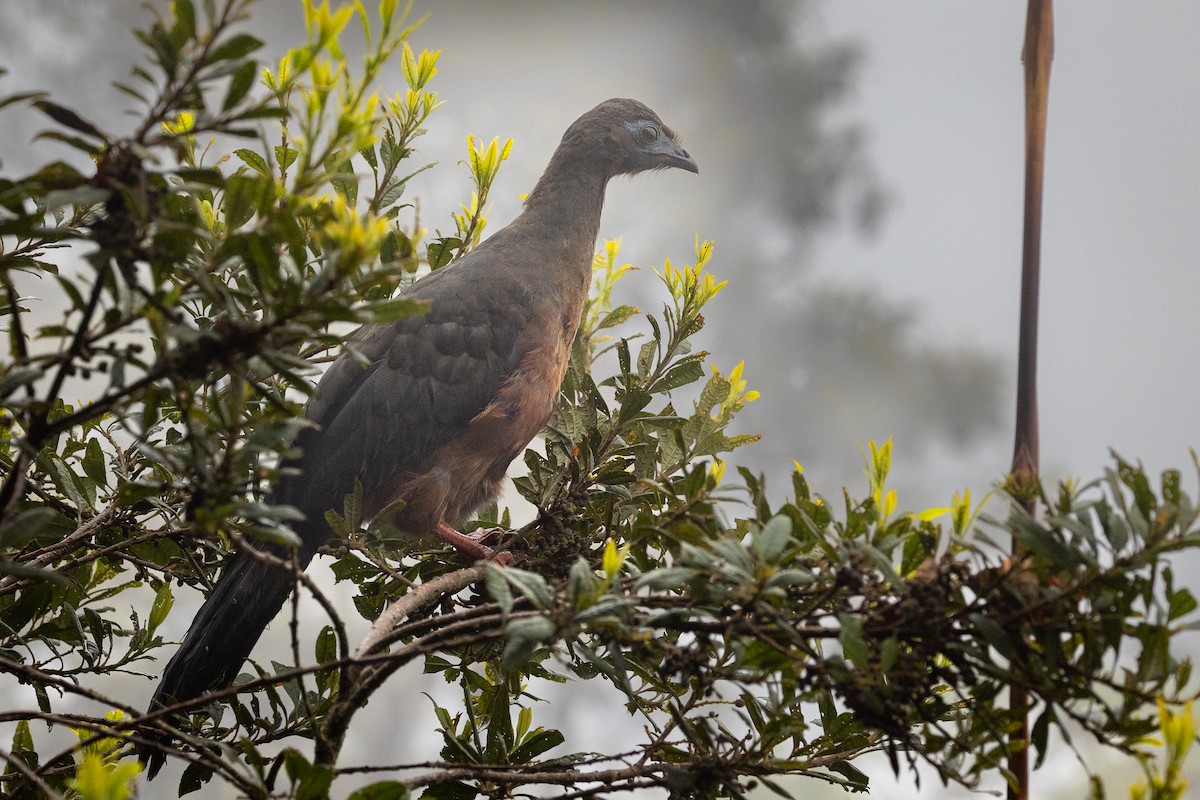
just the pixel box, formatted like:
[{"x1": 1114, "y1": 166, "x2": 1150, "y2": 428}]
[{"x1": 139, "y1": 543, "x2": 306, "y2": 777}]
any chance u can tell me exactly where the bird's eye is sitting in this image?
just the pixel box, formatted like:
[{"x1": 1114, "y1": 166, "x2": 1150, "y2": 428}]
[{"x1": 639, "y1": 124, "x2": 659, "y2": 145}]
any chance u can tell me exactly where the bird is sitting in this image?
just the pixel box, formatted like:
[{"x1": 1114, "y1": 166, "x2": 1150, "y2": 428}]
[{"x1": 140, "y1": 98, "x2": 697, "y2": 777}]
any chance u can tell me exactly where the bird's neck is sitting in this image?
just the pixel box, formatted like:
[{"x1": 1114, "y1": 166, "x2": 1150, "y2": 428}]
[{"x1": 519, "y1": 150, "x2": 609, "y2": 271}]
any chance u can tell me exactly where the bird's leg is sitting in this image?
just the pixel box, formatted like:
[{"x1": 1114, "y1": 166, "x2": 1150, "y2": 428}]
[{"x1": 435, "y1": 522, "x2": 512, "y2": 565}]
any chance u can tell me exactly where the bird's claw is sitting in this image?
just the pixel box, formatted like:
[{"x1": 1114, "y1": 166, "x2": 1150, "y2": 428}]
[
  {"x1": 468, "y1": 526, "x2": 512, "y2": 547},
  {"x1": 470, "y1": 528, "x2": 513, "y2": 566}
]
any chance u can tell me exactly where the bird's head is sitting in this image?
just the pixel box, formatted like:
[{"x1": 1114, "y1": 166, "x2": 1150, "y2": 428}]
[{"x1": 561, "y1": 98, "x2": 699, "y2": 178}]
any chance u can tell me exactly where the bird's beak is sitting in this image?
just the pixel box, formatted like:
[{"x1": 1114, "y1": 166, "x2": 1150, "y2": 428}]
[
  {"x1": 666, "y1": 141, "x2": 699, "y2": 174},
  {"x1": 647, "y1": 138, "x2": 698, "y2": 174}
]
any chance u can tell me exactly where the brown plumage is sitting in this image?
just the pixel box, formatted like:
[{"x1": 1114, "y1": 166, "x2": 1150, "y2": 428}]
[{"x1": 141, "y1": 98, "x2": 697, "y2": 777}]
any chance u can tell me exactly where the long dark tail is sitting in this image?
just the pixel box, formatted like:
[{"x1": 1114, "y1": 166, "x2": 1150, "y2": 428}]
[
  {"x1": 140, "y1": 432, "x2": 342, "y2": 777},
  {"x1": 139, "y1": 540, "x2": 313, "y2": 777}
]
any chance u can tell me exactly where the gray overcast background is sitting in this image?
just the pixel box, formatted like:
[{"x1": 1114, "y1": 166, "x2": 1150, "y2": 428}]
[
  {"x1": 820, "y1": 3, "x2": 1200, "y2": 501},
  {"x1": 1, "y1": 1, "x2": 1197, "y2": 797}
]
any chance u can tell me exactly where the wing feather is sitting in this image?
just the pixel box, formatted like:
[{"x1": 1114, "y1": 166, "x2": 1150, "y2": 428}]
[{"x1": 272, "y1": 255, "x2": 530, "y2": 541}]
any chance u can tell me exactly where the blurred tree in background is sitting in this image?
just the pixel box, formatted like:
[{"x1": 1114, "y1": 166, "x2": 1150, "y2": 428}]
[{"x1": 0, "y1": 2, "x2": 1196, "y2": 799}]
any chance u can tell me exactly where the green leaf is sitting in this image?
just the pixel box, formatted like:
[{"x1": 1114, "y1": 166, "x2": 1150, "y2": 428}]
[
  {"x1": 137, "y1": 23, "x2": 179, "y2": 77},
  {"x1": 0, "y1": 507, "x2": 63, "y2": 548},
  {"x1": 348, "y1": 782, "x2": 410, "y2": 800},
  {"x1": 0, "y1": 90, "x2": 45, "y2": 112},
  {"x1": 33, "y1": 130, "x2": 104, "y2": 156},
  {"x1": 969, "y1": 612, "x2": 1019, "y2": 661},
  {"x1": 1169, "y1": 588, "x2": 1197, "y2": 622},
  {"x1": 616, "y1": 386, "x2": 651, "y2": 422},
  {"x1": 330, "y1": 171, "x2": 359, "y2": 205},
  {"x1": 174, "y1": 166, "x2": 225, "y2": 186},
  {"x1": 636, "y1": 339, "x2": 657, "y2": 379},
  {"x1": 483, "y1": 681, "x2": 514, "y2": 762},
  {"x1": 141, "y1": 585, "x2": 172, "y2": 640},
  {"x1": 838, "y1": 613, "x2": 868, "y2": 669},
  {"x1": 35, "y1": 160, "x2": 88, "y2": 190},
  {"x1": 828, "y1": 761, "x2": 869, "y2": 788},
  {"x1": 380, "y1": 230, "x2": 414, "y2": 264},
  {"x1": 81, "y1": 437, "x2": 107, "y2": 486},
  {"x1": 247, "y1": 523, "x2": 302, "y2": 549},
  {"x1": 41, "y1": 453, "x2": 91, "y2": 511},
  {"x1": 764, "y1": 568, "x2": 815, "y2": 590},
  {"x1": 179, "y1": 760, "x2": 213, "y2": 794},
  {"x1": 697, "y1": 373, "x2": 730, "y2": 414},
  {"x1": 1031, "y1": 705, "x2": 1055, "y2": 768},
  {"x1": 275, "y1": 146, "x2": 299, "y2": 171},
  {"x1": 229, "y1": 229, "x2": 281, "y2": 291},
  {"x1": 502, "y1": 616, "x2": 555, "y2": 672},
  {"x1": 880, "y1": 636, "x2": 899, "y2": 673},
  {"x1": 1117, "y1": 456, "x2": 1157, "y2": 519},
  {"x1": 1011, "y1": 515, "x2": 1085, "y2": 570},
  {"x1": 112, "y1": 80, "x2": 149, "y2": 103},
  {"x1": 427, "y1": 237, "x2": 460, "y2": 269},
  {"x1": 315, "y1": 625, "x2": 337, "y2": 663},
  {"x1": 1101, "y1": 507, "x2": 1130, "y2": 551},
  {"x1": 380, "y1": 135, "x2": 402, "y2": 172},
  {"x1": 0, "y1": 366, "x2": 42, "y2": 397},
  {"x1": 485, "y1": 563, "x2": 514, "y2": 613},
  {"x1": 649, "y1": 359, "x2": 705, "y2": 394},
  {"x1": 170, "y1": 0, "x2": 197, "y2": 47},
  {"x1": 359, "y1": 144, "x2": 378, "y2": 170},
  {"x1": 11, "y1": 718, "x2": 34, "y2": 754},
  {"x1": 33, "y1": 100, "x2": 104, "y2": 139},
  {"x1": 499, "y1": 568, "x2": 552, "y2": 610},
  {"x1": 207, "y1": 33, "x2": 264, "y2": 63},
  {"x1": 281, "y1": 749, "x2": 335, "y2": 800},
  {"x1": 635, "y1": 566, "x2": 701, "y2": 592},
  {"x1": 509, "y1": 728, "x2": 565, "y2": 763},
  {"x1": 342, "y1": 479, "x2": 364, "y2": 530},
  {"x1": 422, "y1": 781, "x2": 478, "y2": 800},
  {"x1": 222, "y1": 59, "x2": 259, "y2": 111},
  {"x1": 597, "y1": 304, "x2": 638, "y2": 330},
  {"x1": 232, "y1": 105, "x2": 288, "y2": 121},
  {"x1": 1162, "y1": 468, "x2": 1182, "y2": 505},
  {"x1": 222, "y1": 172, "x2": 272, "y2": 227},
  {"x1": 753, "y1": 515, "x2": 792, "y2": 562},
  {"x1": 379, "y1": 175, "x2": 409, "y2": 207},
  {"x1": 234, "y1": 148, "x2": 270, "y2": 176}
]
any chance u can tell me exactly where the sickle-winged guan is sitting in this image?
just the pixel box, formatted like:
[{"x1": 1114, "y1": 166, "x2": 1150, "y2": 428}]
[{"x1": 141, "y1": 98, "x2": 697, "y2": 775}]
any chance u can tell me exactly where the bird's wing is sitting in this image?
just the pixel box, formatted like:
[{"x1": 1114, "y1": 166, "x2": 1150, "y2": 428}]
[{"x1": 274, "y1": 257, "x2": 533, "y2": 533}]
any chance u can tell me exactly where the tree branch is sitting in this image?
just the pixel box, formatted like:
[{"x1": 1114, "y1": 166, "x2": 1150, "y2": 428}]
[
  {"x1": 1010, "y1": 3, "x2": 1054, "y2": 798},
  {"x1": 354, "y1": 564, "x2": 488, "y2": 661}
]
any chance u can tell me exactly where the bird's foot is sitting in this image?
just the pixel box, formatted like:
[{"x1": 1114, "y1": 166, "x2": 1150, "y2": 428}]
[
  {"x1": 435, "y1": 522, "x2": 513, "y2": 566},
  {"x1": 467, "y1": 526, "x2": 513, "y2": 548},
  {"x1": 470, "y1": 527, "x2": 516, "y2": 566}
]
